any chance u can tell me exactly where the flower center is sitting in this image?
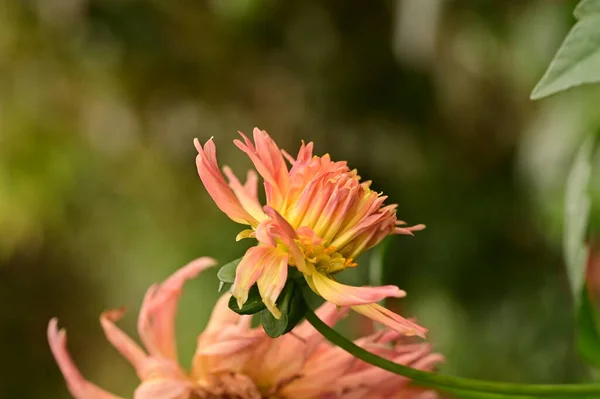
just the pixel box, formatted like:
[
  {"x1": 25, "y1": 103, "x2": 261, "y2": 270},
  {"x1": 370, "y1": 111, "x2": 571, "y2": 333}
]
[
  {"x1": 192, "y1": 372, "x2": 263, "y2": 399},
  {"x1": 296, "y1": 228, "x2": 357, "y2": 275}
]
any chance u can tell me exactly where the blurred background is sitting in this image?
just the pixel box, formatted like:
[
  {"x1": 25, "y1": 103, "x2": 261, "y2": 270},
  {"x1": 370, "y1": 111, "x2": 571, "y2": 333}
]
[{"x1": 3, "y1": 0, "x2": 600, "y2": 397}]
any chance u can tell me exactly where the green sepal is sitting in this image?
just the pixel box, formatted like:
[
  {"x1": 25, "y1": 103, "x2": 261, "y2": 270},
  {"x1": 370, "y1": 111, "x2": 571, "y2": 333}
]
[
  {"x1": 217, "y1": 257, "x2": 242, "y2": 284},
  {"x1": 228, "y1": 284, "x2": 266, "y2": 315},
  {"x1": 287, "y1": 267, "x2": 308, "y2": 285},
  {"x1": 217, "y1": 281, "x2": 230, "y2": 293},
  {"x1": 261, "y1": 280, "x2": 307, "y2": 338}
]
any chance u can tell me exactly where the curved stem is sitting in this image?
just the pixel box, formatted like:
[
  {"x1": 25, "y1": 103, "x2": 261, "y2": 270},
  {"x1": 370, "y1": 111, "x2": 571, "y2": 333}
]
[{"x1": 305, "y1": 306, "x2": 600, "y2": 398}]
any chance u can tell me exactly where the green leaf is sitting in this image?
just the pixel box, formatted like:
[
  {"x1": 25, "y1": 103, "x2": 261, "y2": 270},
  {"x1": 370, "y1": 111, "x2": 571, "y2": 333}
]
[
  {"x1": 261, "y1": 280, "x2": 307, "y2": 338},
  {"x1": 563, "y1": 137, "x2": 600, "y2": 368},
  {"x1": 575, "y1": 0, "x2": 600, "y2": 19},
  {"x1": 217, "y1": 257, "x2": 242, "y2": 284},
  {"x1": 564, "y1": 138, "x2": 593, "y2": 302},
  {"x1": 530, "y1": 16, "x2": 600, "y2": 99},
  {"x1": 228, "y1": 284, "x2": 266, "y2": 315},
  {"x1": 577, "y1": 286, "x2": 600, "y2": 367}
]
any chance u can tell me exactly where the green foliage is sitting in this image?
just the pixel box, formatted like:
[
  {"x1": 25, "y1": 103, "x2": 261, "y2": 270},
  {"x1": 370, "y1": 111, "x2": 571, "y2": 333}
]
[
  {"x1": 575, "y1": 0, "x2": 600, "y2": 19},
  {"x1": 220, "y1": 259, "x2": 308, "y2": 332},
  {"x1": 260, "y1": 280, "x2": 307, "y2": 338},
  {"x1": 564, "y1": 138, "x2": 593, "y2": 302},
  {"x1": 531, "y1": 0, "x2": 600, "y2": 99},
  {"x1": 564, "y1": 137, "x2": 600, "y2": 367},
  {"x1": 228, "y1": 285, "x2": 266, "y2": 314},
  {"x1": 217, "y1": 257, "x2": 242, "y2": 284},
  {"x1": 8, "y1": 0, "x2": 600, "y2": 395}
]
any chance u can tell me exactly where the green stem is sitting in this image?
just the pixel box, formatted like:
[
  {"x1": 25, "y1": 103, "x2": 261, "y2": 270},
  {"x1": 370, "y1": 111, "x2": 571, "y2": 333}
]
[{"x1": 304, "y1": 306, "x2": 600, "y2": 398}]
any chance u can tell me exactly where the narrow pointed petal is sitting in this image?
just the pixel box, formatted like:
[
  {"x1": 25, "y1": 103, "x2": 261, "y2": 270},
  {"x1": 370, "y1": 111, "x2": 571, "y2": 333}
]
[
  {"x1": 352, "y1": 303, "x2": 428, "y2": 338},
  {"x1": 244, "y1": 170, "x2": 259, "y2": 201},
  {"x1": 395, "y1": 223, "x2": 427, "y2": 235},
  {"x1": 231, "y1": 246, "x2": 272, "y2": 308},
  {"x1": 233, "y1": 130, "x2": 288, "y2": 208},
  {"x1": 194, "y1": 138, "x2": 257, "y2": 225},
  {"x1": 236, "y1": 229, "x2": 255, "y2": 241},
  {"x1": 47, "y1": 319, "x2": 125, "y2": 399},
  {"x1": 256, "y1": 249, "x2": 289, "y2": 318},
  {"x1": 309, "y1": 271, "x2": 406, "y2": 306},
  {"x1": 252, "y1": 128, "x2": 289, "y2": 193},
  {"x1": 263, "y1": 206, "x2": 297, "y2": 239},
  {"x1": 138, "y1": 257, "x2": 217, "y2": 361},
  {"x1": 223, "y1": 166, "x2": 265, "y2": 222},
  {"x1": 263, "y1": 206, "x2": 308, "y2": 274},
  {"x1": 255, "y1": 220, "x2": 279, "y2": 247},
  {"x1": 100, "y1": 309, "x2": 148, "y2": 377}
]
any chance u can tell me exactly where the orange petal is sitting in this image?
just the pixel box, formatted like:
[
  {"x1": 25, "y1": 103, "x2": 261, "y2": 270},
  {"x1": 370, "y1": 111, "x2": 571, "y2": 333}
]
[
  {"x1": 100, "y1": 309, "x2": 148, "y2": 377},
  {"x1": 137, "y1": 257, "x2": 217, "y2": 361},
  {"x1": 233, "y1": 129, "x2": 288, "y2": 209},
  {"x1": 47, "y1": 319, "x2": 125, "y2": 399},
  {"x1": 309, "y1": 272, "x2": 406, "y2": 306},
  {"x1": 352, "y1": 303, "x2": 428, "y2": 338},
  {"x1": 256, "y1": 249, "x2": 289, "y2": 319},
  {"x1": 194, "y1": 138, "x2": 257, "y2": 225},
  {"x1": 223, "y1": 166, "x2": 265, "y2": 222},
  {"x1": 232, "y1": 246, "x2": 271, "y2": 308}
]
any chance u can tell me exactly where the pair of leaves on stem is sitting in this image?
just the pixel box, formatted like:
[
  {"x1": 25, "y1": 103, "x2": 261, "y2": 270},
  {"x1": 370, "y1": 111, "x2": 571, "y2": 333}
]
[{"x1": 216, "y1": 258, "x2": 308, "y2": 338}]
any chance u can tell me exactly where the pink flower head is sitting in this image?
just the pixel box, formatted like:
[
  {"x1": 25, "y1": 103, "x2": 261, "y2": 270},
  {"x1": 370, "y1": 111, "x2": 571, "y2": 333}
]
[
  {"x1": 49, "y1": 260, "x2": 443, "y2": 399},
  {"x1": 238, "y1": 302, "x2": 443, "y2": 398},
  {"x1": 48, "y1": 257, "x2": 265, "y2": 399},
  {"x1": 194, "y1": 129, "x2": 427, "y2": 336}
]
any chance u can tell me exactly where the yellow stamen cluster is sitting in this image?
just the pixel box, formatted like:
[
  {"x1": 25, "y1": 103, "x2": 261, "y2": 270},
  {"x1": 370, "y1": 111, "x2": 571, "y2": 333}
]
[{"x1": 297, "y1": 234, "x2": 357, "y2": 275}]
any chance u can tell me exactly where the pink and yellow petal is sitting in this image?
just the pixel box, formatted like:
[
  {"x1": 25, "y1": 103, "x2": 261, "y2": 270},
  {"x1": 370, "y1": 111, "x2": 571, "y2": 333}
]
[
  {"x1": 263, "y1": 206, "x2": 309, "y2": 274},
  {"x1": 194, "y1": 138, "x2": 257, "y2": 225},
  {"x1": 47, "y1": 319, "x2": 125, "y2": 399},
  {"x1": 192, "y1": 295, "x2": 262, "y2": 378},
  {"x1": 251, "y1": 128, "x2": 289, "y2": 193},
  {"x1": 352, "y1": 303, "x2": 428, "y2": 338},
  {"x1": 99, "y1": 309, "x2": 148, "y2": 377},
  {"x1": 223, "y1": 166, "x2": 265, "y2": 222},
  {"x1": 232, "y1": 246, "x2": 271, "y2": 308},
  {"x1": 137, "y1": 257, "x2": 216, "y2": 361},
  {"x1": 233, "y1": 130, "x2": 288, "y2": 208},
  {"x1": 309, "y1": 271, "x2": 406, "y2": 306},
  {"x1": 256, "y1": 249, "x2": 289, "y2": 319}
]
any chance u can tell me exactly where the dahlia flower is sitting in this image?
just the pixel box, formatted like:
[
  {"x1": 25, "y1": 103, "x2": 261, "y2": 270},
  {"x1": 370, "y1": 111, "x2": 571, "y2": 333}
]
[
  {"x1": 194, "y1": 128, "x2": 427, "y2": 336},
  {"x1": 49, "y1": 259, "x2": 443, "y2": 399},
  {"x1": 48, "y1": 257, "x2": 264, "y2": 399}
]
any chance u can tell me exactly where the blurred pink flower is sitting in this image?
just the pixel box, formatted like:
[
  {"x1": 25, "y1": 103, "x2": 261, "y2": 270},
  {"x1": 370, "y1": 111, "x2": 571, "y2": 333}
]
[
  {"x1": 194, "y1": 128, "x2": 426, "y2": 336},
  {"x1": 244, "y1": 303, "x2": 443, "y2": 399},
  {"x1": 48, "y1": 257, "x2": 264, "y2": 399},
  {"x1": 49, "y1": 259, "x2": 443, "y2": 399}
]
